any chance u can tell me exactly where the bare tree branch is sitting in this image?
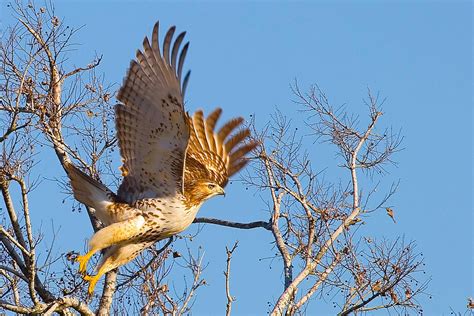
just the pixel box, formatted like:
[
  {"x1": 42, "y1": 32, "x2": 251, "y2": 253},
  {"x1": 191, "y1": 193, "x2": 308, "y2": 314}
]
[
  {"x1": 224, "y1": 242, "x2": 238, "y2": 316},
  {"x1": 194, "y1": 217, "x2": 270, "y2": 230}
]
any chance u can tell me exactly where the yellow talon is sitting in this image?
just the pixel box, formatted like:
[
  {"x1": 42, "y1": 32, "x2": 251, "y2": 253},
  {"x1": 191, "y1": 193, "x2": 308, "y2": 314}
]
[
  {"x1": 75, "y1": 252, "x2": 93, "y2": 275},
  {"x1": 83, "y1": 274, "x2": 100, "y2": 295}
]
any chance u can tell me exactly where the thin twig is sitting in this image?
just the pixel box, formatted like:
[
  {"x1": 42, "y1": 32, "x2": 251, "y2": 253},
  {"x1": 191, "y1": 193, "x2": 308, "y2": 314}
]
[{"x1": 224, "y1": 242, "x2": 238, "y2": 316}]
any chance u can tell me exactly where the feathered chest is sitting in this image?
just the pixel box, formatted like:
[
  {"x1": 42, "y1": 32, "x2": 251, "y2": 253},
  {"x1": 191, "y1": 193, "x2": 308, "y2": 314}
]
[{"x1": 133, "y1": 196, "x2": 200, "y2": 239}]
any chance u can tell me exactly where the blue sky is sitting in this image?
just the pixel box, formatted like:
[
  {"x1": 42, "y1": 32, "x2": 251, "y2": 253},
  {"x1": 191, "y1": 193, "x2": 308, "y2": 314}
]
[{"x1": 1, "y1": 1, "x2": 472, "y2": 315}]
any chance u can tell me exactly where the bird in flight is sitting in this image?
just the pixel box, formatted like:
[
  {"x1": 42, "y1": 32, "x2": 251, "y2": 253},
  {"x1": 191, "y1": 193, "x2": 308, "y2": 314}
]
[{"x1": 65, "y1": 22, "x2": 257, "y2": 295}]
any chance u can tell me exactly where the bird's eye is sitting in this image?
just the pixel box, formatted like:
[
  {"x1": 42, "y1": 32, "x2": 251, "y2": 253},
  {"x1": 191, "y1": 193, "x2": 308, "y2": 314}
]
[{"x1": 207, "y1": 184, "x2": 215, "y2": 190}]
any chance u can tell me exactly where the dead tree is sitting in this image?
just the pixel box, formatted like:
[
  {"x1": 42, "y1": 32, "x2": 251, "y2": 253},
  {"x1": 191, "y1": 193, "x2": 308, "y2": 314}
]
[
  {"x1": 197, "y1": 84, "x2": 428, "y2": 314},
  {"x1": 0, "y1": 2, "x2": 428, "y2": 315}
]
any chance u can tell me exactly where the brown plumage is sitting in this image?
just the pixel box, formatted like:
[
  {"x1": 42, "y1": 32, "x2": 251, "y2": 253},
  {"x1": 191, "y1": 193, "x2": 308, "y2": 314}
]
[{"x1": 65, "y1": 22, "x2": 257, "y2": 295}]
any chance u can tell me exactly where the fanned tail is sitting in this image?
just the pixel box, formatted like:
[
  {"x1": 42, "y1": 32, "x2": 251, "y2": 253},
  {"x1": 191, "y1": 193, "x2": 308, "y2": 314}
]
[{"x1": 64, "y1": 163, "x2": 116, "y2": 222}]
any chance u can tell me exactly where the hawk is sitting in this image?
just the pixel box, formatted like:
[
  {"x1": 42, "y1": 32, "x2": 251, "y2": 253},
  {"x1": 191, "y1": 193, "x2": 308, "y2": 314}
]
[{"x1": 65, "y1": 22, "x2": 257, "y2": 295}]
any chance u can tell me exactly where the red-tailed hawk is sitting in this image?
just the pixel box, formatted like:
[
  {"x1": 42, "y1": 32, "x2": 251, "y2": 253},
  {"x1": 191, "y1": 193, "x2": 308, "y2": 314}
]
[{"x1": 65, "y1": 22, "x2": 257, "y2": 294}]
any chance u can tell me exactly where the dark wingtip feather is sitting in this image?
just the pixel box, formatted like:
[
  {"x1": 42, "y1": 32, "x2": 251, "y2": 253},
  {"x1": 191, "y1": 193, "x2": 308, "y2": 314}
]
[
  {"x1": 152, "y1": 21, "x2": 160, "y2": 56},
  {"x1": 182, "y1": 70, "x2": 191, "y2": 97},
  {"x1": 171, "y1": 31, "x2": 186, "y2": 71},
  {"x1": 178, "y1": 42, "x2": 189, "y2": 81},
  {"x1": 163, "y1": 26, "x2": 176, "y2": 65}
]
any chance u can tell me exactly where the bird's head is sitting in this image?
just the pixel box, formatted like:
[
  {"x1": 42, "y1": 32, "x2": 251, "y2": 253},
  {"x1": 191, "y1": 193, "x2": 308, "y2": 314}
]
[
  {"x1": 199, "y1": 181, "x2": 225, "y2": 199},
  {"x1": 185, "y1": 180, "x2": 225, "y2": 206}
]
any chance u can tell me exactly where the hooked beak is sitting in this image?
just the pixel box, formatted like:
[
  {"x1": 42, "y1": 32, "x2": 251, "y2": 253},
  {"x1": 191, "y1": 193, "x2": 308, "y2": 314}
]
[{"x1": 217, "y1": 186, "x2": 226, "y2": 197}]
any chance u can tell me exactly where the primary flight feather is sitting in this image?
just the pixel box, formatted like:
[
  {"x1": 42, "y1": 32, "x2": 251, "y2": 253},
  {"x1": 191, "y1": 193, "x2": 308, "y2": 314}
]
[{"x1": 65, "y1": 22, "x2": 257, "y2": 294}]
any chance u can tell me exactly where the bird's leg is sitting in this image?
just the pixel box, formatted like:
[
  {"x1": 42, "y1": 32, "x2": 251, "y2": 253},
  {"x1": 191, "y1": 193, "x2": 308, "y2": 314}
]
[
  {"x1": 81, "y1": 246, "x2": 118, "y2": 295},
  {"x1": 83, "y1": 257, "x2": 119, "y2": 295},
  {"x1": 84, "y1": 269, "x2": 106, "y2": 296},
  {"x1": 84, "y1": 253, "x2": 120, "y2": 296},
  {"x1": 83, "y1": 242, "x2": 153, "y2": 295},
  {"x1": 75, "y1": 215, "x2": 145, "y2": 275},
  {"x1": 76, "y1": 252, "x2": 94, "y2": 275}
]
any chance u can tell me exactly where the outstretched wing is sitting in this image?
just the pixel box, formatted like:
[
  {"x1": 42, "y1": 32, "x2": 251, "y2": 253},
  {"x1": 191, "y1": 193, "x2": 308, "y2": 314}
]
[
  {"x1": 116, "y1": 22, "x2": 191, "y2": 203},
  {"x1": 185, "y1": 108, "x2": 258, "y2": 188}
]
